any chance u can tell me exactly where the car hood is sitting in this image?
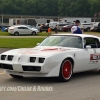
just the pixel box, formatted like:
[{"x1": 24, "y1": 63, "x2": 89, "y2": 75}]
[{"x1": 1, "y1": 46, "x2": 78, "y2": 57}]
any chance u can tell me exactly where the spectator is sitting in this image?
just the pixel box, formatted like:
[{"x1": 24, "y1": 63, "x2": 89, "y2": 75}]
[
  {"x1": 54, "y1": 25, "x2": 58, "y2": 34},
  {"x1": 48, "y1": 27, "x2": 51, "y2": 35},
  {"x1": 71, "y1": 20, "x2": 82, "y2": 34}
]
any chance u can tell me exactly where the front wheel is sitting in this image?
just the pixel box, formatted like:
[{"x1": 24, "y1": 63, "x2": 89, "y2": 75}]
[
  {"x1": 10, "y1": 74, "x2": 23, "y2": 78},
  {"x1": 31, "y1": 31, "x2": 36, "y2": 35},
  {"x1": 14, "y1": 32, "x2": 19, "y2": 36},
  {"x1": 87, "y1": 27, "x2": 90, "y2": 32},
  {"x1": 59, "y1": 59, "x2": 73, "y2": 82}
]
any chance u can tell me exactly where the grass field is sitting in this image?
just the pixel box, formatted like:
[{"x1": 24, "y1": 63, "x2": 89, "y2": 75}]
[
  {"x1": 0, "y1": 30, "x2": 100, "y2": 48},
  {"x1": 0, "y1": 38, "x2": 44, "y2": 48}
]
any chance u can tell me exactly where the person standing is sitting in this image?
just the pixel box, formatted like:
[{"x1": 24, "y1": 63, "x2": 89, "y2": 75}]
[
  {"x1": 54, "y1": 25, "x2": 58, "y2": 34},
  {"x1": 48, "y1": 27, "x2": 51, "y2": 35},
  {"x1": 71, "y1": 20, "x2": 82, "y2": 34}
]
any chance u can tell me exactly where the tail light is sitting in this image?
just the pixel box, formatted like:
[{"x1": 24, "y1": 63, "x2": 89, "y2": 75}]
[{"x1": 9, "y1": 28, "x2": 14, "y2": 30}]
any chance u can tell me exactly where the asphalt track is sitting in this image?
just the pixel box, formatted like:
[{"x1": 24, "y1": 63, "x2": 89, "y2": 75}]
[{"x1": 0, "y1": 34, "x2": 100, "y2": 100}]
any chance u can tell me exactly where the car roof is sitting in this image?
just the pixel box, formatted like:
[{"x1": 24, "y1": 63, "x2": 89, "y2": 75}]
[
  {"x1": 52, "y1": 33, "x2": 99, "y2": 39},
  {"x1": 10, "y1": 25, "x2": 27, "y2": 28}
]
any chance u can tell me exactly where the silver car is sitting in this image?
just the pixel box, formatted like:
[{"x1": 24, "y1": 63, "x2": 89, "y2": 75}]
[{"x1": 8, "y1": 25, "x2": 39, "y2": 36}]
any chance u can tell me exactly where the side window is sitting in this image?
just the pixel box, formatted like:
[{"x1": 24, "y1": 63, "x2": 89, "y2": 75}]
[
  {"x1": 18, "y1": 27, "x2": 28, "y2": 29},
  {"x1": 23, "y1": 27, "x2": 28, "y2": 29},
  {"x1": 84, "y1": 38, "x2": 100, "y2": 48},
  {"x1": 18, "y1": 27, "x2": 23, "y2": 29}
]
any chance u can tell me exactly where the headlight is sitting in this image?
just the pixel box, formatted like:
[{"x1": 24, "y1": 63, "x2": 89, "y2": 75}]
[
  {"x1": 7, "y1": 55, "x2": 14, "y2": 61},
  {"x1": 1, "y1": 55, "x2": 7, "y2": 60},
  {"x1": 30, "y1": 57, "x2": 36, "y2": 62},
  {"x1": 38, "y1": 58, "x2": 45, "y2": 63}
]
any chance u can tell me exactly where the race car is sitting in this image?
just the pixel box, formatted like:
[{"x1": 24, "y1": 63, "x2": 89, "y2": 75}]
[{"x1": 0, "y1": 34, "x2": 100, "y2": 82}]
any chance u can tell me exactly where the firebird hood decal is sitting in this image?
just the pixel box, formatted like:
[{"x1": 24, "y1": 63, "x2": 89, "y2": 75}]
[
  {"x1": 18, "y1": 47, "x2": 70, "y2": 55},
  {"x1": 2, "y1": 46, "x2": 78, "y2": 56}
]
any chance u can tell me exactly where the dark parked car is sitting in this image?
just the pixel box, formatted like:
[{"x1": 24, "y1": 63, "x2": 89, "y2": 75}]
[
  {"x1": 62, "y1": 25, "x2": 73, "y2": 32},
  {"x1": 57, "y1": 23, "x2": 69, "y2": 31},
  {"x1": 40, "y1": 24, "x2": 49, "y2": 32}
]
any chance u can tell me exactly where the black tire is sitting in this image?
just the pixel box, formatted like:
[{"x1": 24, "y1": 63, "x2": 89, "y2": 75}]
[
  {"x1": 31, "y1": 31, "x2": 36, "y2": 35},
  {"x1": 67, "y1": 29, "x2": 70, "y2": 32},
  {"x1": 40, "y1": 30, "x2": 42, "y2": 32},
  {"x1": 14, "y1": 32, "x2": 19, "y2": 36},
  {"x1": 59, "y1": 59, "x2": 73, "y2": 82},
  {"x1": 87, "y1": 27, "x2": 90, "y2": 32},
  {"x1": 10, "y1": 74, "x2": 23, "y2": 78}
]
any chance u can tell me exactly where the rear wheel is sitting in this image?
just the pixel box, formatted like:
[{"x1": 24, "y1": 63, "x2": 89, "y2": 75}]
[
  {"x1": 40, "y1": 30, "x2": 42, "y2": 32},
  {"x1": 31, "y1": 31, "x2": 36, "y2": 35},
  {"x1": 67, "y1": 29, "x2": 70, "y2": 32},
  {"x1": 87, "y1": 27, "x2": 90, "y2": 32},
  {"x1": 14, "y1": 32, "x2": 19, "y2": 36},
  {"x1": 10, "y1": 74, "x2": 23, "y2": 78},
  {"x1": 59, "y1": 59, "x2": 73, "y2": 82}
]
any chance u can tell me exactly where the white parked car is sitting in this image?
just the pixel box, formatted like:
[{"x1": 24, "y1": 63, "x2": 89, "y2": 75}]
[
  {"x1": 49, "y1": 22, "x2": 59, "y2": 30},
  {"x1": 80, "y1": 23, "x2": 93, "y2": 31},
  {"x1": 0, "y1": 34, "x2": 100, "y2": 82},
  {"x1": 8, "y1": 25, "x2": 39, "y2": 36}
]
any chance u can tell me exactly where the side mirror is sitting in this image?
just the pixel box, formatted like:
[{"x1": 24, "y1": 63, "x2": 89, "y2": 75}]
[
  {"x1": 86, "y1": 45, "x2": 91, "y2": 49},
  {"x1": 37, "y1": 43, "x2": 40, "y2": 46}
]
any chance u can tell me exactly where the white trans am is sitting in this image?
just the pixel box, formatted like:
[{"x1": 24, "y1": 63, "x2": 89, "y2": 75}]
[{"x1": 0, "y1": 34, "x2": 100, "y2": 82}]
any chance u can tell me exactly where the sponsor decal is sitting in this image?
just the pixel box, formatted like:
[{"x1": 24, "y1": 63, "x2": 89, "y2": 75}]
[{"x1": 90, "y1": 54, "x2": 100, "y2": 60}]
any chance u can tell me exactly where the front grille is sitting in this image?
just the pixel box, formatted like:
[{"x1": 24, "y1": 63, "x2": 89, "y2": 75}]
[
  {"x1": 1, "y1": 55, "x2": 6, "y2": 60},
  {"x1": 0, "y1": 63, "x2": 13, "y2": 70},
  {"x1": 22, "y1": 66, "x2": 41, "y2": 71},
  {"x1": 7, "y1": 55, "x2": 14, "y2": 61}
]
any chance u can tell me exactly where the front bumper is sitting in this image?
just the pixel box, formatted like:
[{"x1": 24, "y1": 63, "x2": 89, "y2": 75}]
[{"x1": 0, "y1": 63, "x2": 41, "y2": 72}]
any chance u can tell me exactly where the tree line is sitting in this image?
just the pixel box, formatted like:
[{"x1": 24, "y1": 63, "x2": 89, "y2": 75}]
[{"x1": 0, "y1": 0, "x2": 100, "y2": 17}]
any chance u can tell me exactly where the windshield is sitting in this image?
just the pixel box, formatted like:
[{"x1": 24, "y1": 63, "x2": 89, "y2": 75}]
[{"x1": 39, "y1": 35, "x2": 83, "y2": 48}]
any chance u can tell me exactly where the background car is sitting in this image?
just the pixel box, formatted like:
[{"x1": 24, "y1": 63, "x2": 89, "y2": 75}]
[
  {"x1": 8, "y1": 25, "x2": 39, "y2": 36},
  {"x1": 81, "y1": 23, "x2": 93, "y2": 31},
  {"x1": 62, "y1": 25, "x2": 73, "y2": 32},
  {"x1": 90, "y1": 22, "x2": 100, "y2": 32},
  {"x1": 49, "y1": 22, "x2": 59, "y2": 30},
  {"x1": 57, "y1": 23, "x2": 69, "y2": 31},
  {"x1": 39, "y1": 24, "x2": 49, "y2": 32},
  {"x1": 90, "y1": 26, "x2": 100, "y2": 32}
]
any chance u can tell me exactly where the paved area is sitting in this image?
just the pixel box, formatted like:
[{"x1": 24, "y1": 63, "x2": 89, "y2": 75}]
[{"x1": 0, "y1": 49, "x2": 100, "y2": 100}]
